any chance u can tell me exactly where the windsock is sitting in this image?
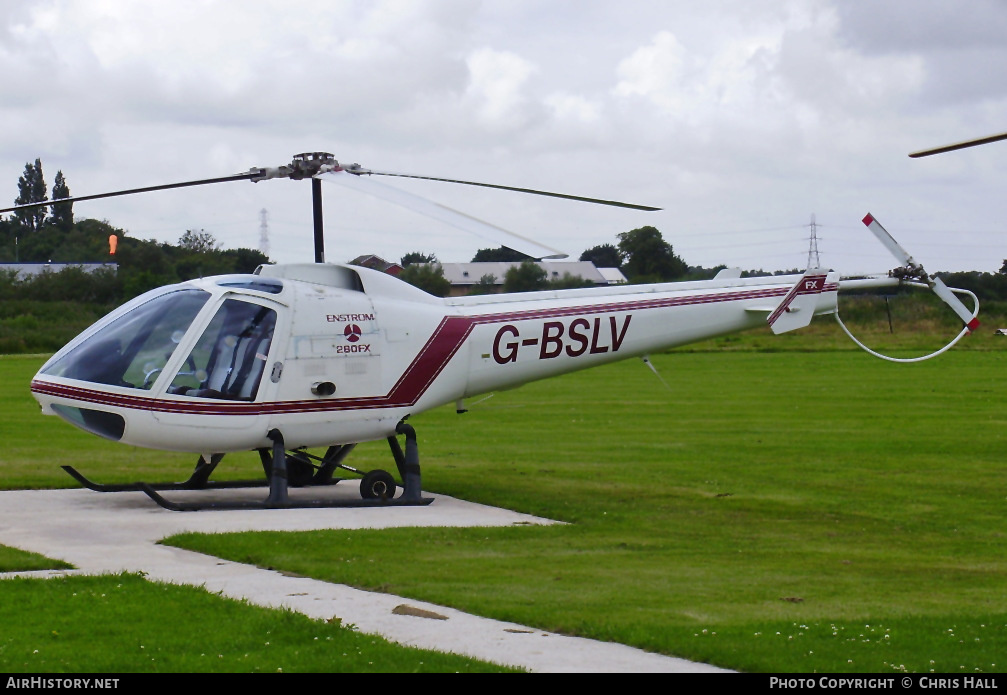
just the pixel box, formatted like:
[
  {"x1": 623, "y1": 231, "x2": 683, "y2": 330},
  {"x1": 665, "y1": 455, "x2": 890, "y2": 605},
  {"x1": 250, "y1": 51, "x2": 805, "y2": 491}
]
[{"x1": 109, "y1": 234, "x2": 118, "y2": 255}]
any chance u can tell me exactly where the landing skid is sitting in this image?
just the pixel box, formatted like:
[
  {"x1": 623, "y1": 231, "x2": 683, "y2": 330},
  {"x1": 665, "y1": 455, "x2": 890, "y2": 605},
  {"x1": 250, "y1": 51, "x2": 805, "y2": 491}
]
[
  {"x1": 137, "y1": 483, "x2": 431, "y2": 512},
  {"x1": 65, "y1": 422, "x2": 435, "y2": 512},
  {"x1": 61, "y1": 454, "x2": 264, "y2": 493}
]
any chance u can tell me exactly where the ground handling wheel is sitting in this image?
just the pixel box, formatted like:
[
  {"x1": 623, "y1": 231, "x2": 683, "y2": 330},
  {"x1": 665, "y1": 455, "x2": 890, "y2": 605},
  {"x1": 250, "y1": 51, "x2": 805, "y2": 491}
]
[{"x1": 360, "y1": 469, "x2": 397, "y2": 500}]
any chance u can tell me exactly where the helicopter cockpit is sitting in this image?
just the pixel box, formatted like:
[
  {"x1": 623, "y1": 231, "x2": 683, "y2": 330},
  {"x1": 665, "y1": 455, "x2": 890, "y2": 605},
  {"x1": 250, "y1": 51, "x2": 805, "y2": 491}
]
[
  {"x1": 39, "y1": 282, "x2": 279, "y2": 403},
  {"x1": 166, "y1": 297, "x2": 276, "y2": 401}
]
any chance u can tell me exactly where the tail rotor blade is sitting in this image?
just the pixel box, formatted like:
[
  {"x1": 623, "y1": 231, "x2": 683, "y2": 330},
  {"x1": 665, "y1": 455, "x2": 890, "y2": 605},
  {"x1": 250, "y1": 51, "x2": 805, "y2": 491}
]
[
  {"x1": 862, "y1": 212, "x2": 979, "y2": 332},
  {"x1": 862, "y1": 213, "x2": 917, "y2": 268},
  {"x1": 931, "y1": 275, "x2": 980, "y2": 331}
]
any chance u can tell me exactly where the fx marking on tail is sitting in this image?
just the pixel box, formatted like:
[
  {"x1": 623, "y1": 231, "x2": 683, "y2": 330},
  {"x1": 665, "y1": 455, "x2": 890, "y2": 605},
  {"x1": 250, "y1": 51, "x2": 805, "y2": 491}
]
[{"x1": 767, "y1": 270, "x2": 831, "y2": 334}]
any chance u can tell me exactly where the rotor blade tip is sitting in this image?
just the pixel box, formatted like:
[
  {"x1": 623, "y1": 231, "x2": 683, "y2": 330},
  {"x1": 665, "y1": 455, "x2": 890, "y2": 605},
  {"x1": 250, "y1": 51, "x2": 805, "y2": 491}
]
[{"x1": 862, "y1": 213, "x2": 874, "y2": 226}]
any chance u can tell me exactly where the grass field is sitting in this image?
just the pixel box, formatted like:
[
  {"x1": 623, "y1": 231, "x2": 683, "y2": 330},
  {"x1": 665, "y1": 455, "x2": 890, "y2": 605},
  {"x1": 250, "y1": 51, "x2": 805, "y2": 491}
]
[
  {"x1": 2, "y1": 310, "x2": 1006, "y2": 673},
  {"x1": 0, "y1": 573, "x2": 516, "y2": 673}
]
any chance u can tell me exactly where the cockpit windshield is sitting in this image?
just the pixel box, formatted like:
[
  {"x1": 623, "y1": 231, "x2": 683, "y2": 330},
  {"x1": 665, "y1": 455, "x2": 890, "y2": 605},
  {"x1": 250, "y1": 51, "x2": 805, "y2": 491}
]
[{"x1": 41, "y1": 290, "x2": 210, "y2": 390}]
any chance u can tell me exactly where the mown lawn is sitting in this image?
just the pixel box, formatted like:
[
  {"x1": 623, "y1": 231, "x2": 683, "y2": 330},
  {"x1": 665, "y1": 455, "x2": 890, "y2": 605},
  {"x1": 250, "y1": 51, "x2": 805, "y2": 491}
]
[
  {"x1": 3, "y1": 308, "x2": 1006, "y2": 673},
  {"x1": 167, "y1": 347, "x2": 1007, "y2": 673}
]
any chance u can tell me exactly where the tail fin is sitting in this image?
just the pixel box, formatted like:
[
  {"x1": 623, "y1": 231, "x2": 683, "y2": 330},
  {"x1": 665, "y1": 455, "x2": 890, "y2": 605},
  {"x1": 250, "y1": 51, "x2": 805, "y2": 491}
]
[{"x1": 768, "y1": 270, "x2": 830, "y2": 334}]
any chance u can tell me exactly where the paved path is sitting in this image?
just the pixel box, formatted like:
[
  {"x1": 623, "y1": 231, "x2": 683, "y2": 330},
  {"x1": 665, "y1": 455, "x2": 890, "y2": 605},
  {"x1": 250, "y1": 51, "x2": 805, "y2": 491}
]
[{"x1": 0, "y1": 484, "x2": 729, "y2": 673}]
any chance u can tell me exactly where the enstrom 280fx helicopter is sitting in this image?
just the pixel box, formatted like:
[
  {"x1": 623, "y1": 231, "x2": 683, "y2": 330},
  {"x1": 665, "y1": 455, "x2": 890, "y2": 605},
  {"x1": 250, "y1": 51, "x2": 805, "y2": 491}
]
[{"x1": 1, "y1": 150, "x2": 983, "y2": 511}]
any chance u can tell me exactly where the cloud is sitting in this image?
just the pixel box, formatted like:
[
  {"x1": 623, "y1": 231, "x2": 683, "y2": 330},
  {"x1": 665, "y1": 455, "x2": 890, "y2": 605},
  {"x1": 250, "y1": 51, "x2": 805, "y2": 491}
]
[
  {"x1": 614, "y1": 31, "x2": 690, "y2": 111},
  {"x1": 1, "y1": 0, "x2": 1006, "y2": 274},
  {"x1": 464, "y1": 47, "x2": 539, "y2": 128}
]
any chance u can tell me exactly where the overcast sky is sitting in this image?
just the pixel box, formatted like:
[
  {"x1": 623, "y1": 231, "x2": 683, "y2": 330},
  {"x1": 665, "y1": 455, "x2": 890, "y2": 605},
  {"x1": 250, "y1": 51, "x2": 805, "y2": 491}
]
[{"x1": 2, "y1": 0, "x2": 1006, "y2": 274}]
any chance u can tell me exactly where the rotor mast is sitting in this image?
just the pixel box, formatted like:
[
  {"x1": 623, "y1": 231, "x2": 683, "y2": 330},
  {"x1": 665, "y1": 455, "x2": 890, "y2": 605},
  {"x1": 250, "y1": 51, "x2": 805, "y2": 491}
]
[{"x1": 249, "y1": 152, "x2": 338, "y2": 264}]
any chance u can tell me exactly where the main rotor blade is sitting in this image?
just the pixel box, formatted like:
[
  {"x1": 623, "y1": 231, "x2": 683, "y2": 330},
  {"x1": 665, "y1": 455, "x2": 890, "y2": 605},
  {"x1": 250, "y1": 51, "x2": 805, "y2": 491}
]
[
  {"x1": 0, "y1": 172, "x2": 260, "y2": 214},
  {"x1": 317, "y1": 170, "x2": 568, "y2": 260},
  {"x1": 909, "y1": 131, "x2": 1007, "y2": 158},
  {"x1": 346, "y1": 167, "x2": 662, "y2": 212}
]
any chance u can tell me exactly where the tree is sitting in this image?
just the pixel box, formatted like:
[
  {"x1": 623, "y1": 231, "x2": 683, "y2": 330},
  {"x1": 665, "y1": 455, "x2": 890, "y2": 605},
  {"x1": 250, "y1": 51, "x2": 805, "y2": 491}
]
[
  {"x1": 13, "y1": 159, "x2": 48, "y2": 232},
  {"x1": 400, "y1": 251, "x2": 437, "y2": 266},
  {"x1": 549, "y1": 272, "x2": 595, "y2": 289},
  {"x1": 503, "y1": 260, "x2": 548, "y2": 293},
  {"x1": 617, "y1": 226, "x2": 688, "y2": 282},
  {"x1": 178, "y1": 229, "x2": 220, "y2": 253},
  {"x1": 579, "y1": 243, "x2": 622, "y2": 269},
  {"x1": 224, "y1": 247, "x2": 271, "y2": 274},
  {"x1": 472, "y1": 246, "x2": 532, "y2": 262},
  {"x1": 116, "y1": 239, "x2": 177, "y2": 297},
  {"x1": 467, "y1": 273, "x2": 498, "y2": 295},
  {"x1": 398, "y1": 263, "x2": 451, "y2": 297},
  {"x1": 50, "y1": 170, "x2": 72, "y2": 232},
  {"x1": 0, "y1": 216, "x2": 14, "y2": 261}
]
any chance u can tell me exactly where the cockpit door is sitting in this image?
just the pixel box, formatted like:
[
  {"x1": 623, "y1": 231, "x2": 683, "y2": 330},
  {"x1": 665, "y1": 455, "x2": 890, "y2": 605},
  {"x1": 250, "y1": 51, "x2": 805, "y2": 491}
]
[{"x1": 152, "y1": 295, "x2": 285, "y2": 429}]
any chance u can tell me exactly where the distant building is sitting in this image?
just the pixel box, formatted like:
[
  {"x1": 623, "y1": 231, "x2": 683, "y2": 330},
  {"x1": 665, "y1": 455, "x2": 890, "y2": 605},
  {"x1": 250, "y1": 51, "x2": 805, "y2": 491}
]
[
  {"x1": 346, "y1": 256, "x2": 627, "y2": 296},
  {"x1": 438, "y1": 261, "x2": 626, "y2": 297},
  {"x1": 349, "y1": 255, "x2": 403, "y2": 276},
  {"x1": 0, "y1": 262, "x2": 118, "y2": 279},
  {"x1": 596, "y1": 267, "x2": 629, "y2": 285}
]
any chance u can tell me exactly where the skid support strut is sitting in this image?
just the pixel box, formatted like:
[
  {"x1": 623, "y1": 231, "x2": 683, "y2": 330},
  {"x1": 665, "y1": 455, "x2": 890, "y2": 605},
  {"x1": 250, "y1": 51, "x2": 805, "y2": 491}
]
[
  {"x1": 138, "y1": 423, "x2": 433, "y2": 511},
  {"x1": 265, "y1": 429, "x2": 288, "y2": 507},
  {"x1": 387, "y1": 421, "x2": 423, "y2": 502}
]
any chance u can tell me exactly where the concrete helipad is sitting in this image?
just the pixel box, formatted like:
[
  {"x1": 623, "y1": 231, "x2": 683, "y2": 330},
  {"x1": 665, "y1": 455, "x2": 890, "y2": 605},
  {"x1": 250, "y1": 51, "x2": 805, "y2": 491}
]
[{"x1": 0, "y1": 483, "x2": 729, "y2": 673}]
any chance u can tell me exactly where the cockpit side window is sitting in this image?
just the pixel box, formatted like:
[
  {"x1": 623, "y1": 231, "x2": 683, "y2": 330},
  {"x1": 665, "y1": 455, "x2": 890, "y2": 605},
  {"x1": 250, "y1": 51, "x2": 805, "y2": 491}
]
[
  {"x1": 168, "y1": 299, "x2": 276, "y2": 401},
  {"x1": 41, "y1": 290, "x2": 210, "y2": 390}
]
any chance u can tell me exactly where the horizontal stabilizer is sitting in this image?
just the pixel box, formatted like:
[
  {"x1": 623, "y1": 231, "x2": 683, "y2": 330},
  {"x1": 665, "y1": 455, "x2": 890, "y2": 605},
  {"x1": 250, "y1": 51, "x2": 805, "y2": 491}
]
[{"x1": 768, "y1": 270, "x2": 830, "y2": 334}]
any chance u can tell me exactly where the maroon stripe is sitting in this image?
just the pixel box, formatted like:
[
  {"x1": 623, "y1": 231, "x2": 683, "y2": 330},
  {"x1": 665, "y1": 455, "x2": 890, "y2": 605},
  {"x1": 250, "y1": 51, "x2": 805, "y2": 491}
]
[{"x1": 386, "y1": 317, "x2": 476, "y2": 404}]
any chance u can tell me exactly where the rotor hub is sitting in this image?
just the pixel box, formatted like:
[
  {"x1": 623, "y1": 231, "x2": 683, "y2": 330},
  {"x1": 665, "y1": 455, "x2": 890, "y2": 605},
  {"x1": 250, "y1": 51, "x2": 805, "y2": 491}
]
[
  {"x1": 290, "y1": 152, "x2": 337, "y2": 179},
  {"x1": 890, "y1": 263, "x2": 930, "y2": 284},
  {"x1": 248, "y1": 152, "x2": 341, "y2": 182}
]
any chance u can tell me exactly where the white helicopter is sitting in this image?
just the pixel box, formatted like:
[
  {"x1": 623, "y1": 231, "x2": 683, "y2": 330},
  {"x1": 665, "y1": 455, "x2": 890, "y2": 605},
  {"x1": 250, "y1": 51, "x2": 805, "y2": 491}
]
[{"x1": 2, "y1": 152, "x2": 980, "y2": 511}]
